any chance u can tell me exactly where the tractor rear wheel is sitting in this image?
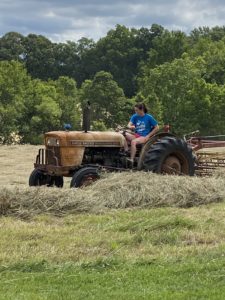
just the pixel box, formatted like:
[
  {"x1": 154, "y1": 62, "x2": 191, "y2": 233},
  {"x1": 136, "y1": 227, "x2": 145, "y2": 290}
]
[
  {"x1": 70, "y1": 167, "x2": 100, "y2": 188},
  {"x1": 29, "y1": 169, "x2": 64, "y2": 187},
  {"x1": 142, "y1": 137, "x2": 195, "y2": 175}
]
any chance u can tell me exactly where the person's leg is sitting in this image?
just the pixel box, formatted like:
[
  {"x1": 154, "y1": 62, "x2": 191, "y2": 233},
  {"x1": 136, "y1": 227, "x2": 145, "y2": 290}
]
[
  {"x1": 124, "y1": 132, "x2": 135, "y2": 151},
  {"x1": 130, "y1": 136, "x2": 146, "y2": 161}
]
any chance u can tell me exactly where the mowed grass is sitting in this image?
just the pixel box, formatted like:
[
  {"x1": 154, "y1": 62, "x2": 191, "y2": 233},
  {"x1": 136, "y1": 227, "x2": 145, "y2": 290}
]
[
  {"x1": 0, "y1": 145, "x2": 225, "y2": 299},
  {"x1": 0, "y1": 144, "x2": 73, "y2": 188},
  {"x1": 0, "y1": 144, "x2": 40, "y2": 186},
  {"x1": 1, "y1": 208, "x2": 225, "y2": 299}
]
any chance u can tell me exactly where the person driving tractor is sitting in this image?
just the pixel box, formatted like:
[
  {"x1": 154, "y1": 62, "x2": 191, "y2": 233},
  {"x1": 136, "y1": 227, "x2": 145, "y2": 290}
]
[{"x1": 124, "y1": 103, "x2": 159, "y2": 163}]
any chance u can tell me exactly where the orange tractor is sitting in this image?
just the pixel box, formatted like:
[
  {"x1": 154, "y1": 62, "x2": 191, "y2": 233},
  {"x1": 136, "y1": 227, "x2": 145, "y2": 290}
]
[{"x1": 29, "y1": 106, "x2": 225, "y2": 188}]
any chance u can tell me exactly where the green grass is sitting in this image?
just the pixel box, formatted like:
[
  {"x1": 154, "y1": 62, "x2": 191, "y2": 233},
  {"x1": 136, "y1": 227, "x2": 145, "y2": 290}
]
[
  {"x1": 1, "y1": 204, "x2": 225, "y2": 299},
  {"x1": 1, "y1": 145, "x2": 225, "y2": 299},
  {"x1": 1, "y1": 255, "x2": 225, "y2": 300},
  {"x1": 1, "y1": 173, "x2": 224, "y2": 300}
]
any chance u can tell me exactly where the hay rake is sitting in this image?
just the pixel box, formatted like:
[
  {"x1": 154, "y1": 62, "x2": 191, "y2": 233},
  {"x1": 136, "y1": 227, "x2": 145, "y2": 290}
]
[{"x1": 186, "y1": 134, "x2": 225, "y2": 176}]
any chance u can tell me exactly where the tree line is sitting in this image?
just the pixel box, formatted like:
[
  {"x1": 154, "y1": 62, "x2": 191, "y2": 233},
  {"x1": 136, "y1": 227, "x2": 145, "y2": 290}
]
[{"x1": 0, "y1": 24, "x2": 225, "y2": 143}]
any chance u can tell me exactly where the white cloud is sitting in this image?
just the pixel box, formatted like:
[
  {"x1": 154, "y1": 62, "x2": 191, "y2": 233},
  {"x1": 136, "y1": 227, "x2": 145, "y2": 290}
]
[{"x1": 0, "y1": 0, "x2": 225, "y2": 42}]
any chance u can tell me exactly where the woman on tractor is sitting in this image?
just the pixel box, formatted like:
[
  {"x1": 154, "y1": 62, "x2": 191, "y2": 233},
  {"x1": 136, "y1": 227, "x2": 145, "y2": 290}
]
[{"x1": 124, "y1": 103, "x2": 159, "y2": 163}]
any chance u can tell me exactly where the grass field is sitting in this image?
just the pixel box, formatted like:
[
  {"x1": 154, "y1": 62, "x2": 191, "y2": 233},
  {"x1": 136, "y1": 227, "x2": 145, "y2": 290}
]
[{"x1": 0, "y1": 145, "x2": 225, "y2": 299}]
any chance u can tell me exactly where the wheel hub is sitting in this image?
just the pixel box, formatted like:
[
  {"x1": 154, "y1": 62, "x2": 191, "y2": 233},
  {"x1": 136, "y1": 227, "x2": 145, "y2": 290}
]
[
  {"x1": 162, "y1": 156, "x2": 182, "y2": 174},
  {"x1": 80, "y1": 175, "x2": 98, "y2": 187}
]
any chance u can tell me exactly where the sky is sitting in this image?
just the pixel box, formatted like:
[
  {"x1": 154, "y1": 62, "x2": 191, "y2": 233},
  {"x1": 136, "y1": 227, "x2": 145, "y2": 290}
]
[{"x1": 0, "y1": 0, "x2": 225, "y2": 42}]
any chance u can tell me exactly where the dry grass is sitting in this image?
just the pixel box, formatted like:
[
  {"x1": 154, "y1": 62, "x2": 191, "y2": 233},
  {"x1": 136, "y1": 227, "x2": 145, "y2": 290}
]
[
  {"x1": 0, "y1": 144, "x2": 40, "y2": 186},
  {"x1": 197, "y1": 146, "x2": 225, "y2": 154},
  {"x1": 1, "y1": 204, "x2": 225, "y2": 265},
  {"x1": 0, "y1": 145, "x2": 225, "y2": 218},
  {"x1": 1, "y1": 146, "x2": 225, "y2": 300},
  {"x1": 0, "y1": 172, "x2": 225, "y2": 218}
]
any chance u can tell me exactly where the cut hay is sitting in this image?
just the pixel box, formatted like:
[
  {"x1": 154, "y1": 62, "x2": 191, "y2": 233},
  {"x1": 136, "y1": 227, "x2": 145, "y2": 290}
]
[{"x1": 0, "y1": 171, "x2": 225, "y2": 218}]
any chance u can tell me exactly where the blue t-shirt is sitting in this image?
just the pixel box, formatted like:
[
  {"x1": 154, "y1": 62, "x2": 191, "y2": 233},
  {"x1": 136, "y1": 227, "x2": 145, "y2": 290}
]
[{"x1": 130, "y1": 113, "x2": 158, "y2": 137}]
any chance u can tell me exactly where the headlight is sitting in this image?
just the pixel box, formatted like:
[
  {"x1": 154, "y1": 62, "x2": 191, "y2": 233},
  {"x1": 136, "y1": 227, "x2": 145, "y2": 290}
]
[{"x1": 47, "y1": 138, "x2": 60, "y2": 146}]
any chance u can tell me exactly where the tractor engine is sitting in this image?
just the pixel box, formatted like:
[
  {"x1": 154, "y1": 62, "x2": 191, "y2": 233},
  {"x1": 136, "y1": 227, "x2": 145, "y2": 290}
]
[{"x1": 82, "y1": 147, "x2": 122, "y2": 167}]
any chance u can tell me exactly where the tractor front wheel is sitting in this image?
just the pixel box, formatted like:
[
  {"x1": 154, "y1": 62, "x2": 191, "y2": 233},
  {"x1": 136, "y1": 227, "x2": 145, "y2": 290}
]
[
  {"x1": 29, "y1": 169, "x2": 64, "y2": 187},
  {"x1": 29, "y1": 169, "x2": 48, "y2": 186},
  {"x1": 51, "y1": 176, "x2": 64, "y2": 188},
  {"x1": 70, "y1": 167, "x2": 100, "y2": 188}
]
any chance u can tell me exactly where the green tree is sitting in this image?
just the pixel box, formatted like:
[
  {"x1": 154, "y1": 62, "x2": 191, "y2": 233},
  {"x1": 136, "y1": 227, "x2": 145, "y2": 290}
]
[
  {"x1": 83, "y1": 25, "x2": 142, "y2": 97},
  {"x1": 22, "y1": 80, "x2": 62, "y2": 144},
  {"x1": 0, "y1": 32, "x2": 25, "y2": 61},
  {"x1": 23, "y1": 34, "x2": 57, "y2": 80},
  {"x1": 0, "y1": 61, "x2": 31, "y2": 143},
  {"x1": 50, "y1": 76, "x2": 81, "y2": 130},
  {"x1": 138, "y1": 56, "x2": 216, "y2": 134},
  {"x1": 188, "y1": 38, "x2": 225, "y2": 84},
  {"x1": 80, "y1": 71, "x2": 130, "y2": 129},
  {"x1": 190, "y1": 26, "x2": 225, "y2": 42},
  {"x1": 147, "y1": 30, "x2": 188, "y2": 68},
  {"x1": 54, "y1": 41, "x2": 80, "y2": 80}
]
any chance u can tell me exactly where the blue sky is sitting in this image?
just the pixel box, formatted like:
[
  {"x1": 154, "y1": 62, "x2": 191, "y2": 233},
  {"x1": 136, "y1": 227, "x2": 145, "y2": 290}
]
[{"x1": 1, "y1": 0, "x2": 225, "y2": 42}]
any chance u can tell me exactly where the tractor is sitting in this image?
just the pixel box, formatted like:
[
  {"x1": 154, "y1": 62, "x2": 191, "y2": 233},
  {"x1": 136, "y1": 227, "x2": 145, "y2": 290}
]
[{"x1": 29, "y1": 105, "x2": 225, "y2": 188}]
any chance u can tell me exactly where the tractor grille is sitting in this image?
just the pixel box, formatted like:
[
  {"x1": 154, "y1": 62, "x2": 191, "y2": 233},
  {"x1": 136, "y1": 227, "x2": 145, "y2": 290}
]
[
  {"x1": 47, "y1": 146, "x2": 61, "y2": 165},
  {"x1": 36, "y1": 147, "x2": 61, "y2": 166}
]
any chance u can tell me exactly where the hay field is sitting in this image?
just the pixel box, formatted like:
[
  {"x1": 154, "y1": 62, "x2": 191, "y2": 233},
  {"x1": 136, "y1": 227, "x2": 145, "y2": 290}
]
[
  {"x1": 198, "y1": 147, "x2": 225, "y2": 154},
  {"x1": 1, "y1": 144, "x2": 224, "y2": 187},
  {"x1": 0, "y1": 145, "x2": 225, "y2": 299},
  {"x1": 0, "y1": 145, "x2": 225, "y2": 218},
  {"x1": 197, "y1": 146, "x2": 225, "y2": 157},
  {"x1": 0, "y1": 144, "x2": 40, "y2": 186}
]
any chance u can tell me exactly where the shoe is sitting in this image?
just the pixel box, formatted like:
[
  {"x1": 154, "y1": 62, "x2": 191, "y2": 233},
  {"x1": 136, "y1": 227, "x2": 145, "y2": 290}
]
[{"x1": 126, "y1": 158, "x2": 134, "y2": 168}]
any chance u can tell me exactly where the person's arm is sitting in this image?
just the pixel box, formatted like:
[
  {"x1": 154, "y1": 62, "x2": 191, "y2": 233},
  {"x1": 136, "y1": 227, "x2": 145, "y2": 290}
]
[
  {"x1": 127, "y1": 121, "x2": 135, "y2": 130},
  {"x1": 128, "y1": 115, "x2": 136, "y2": 130},
  {"x1": 144, "y1": 115, "x2": 159, "y2": 142},
  {"x1": 144, "y1": 125, "x2": 159, "y2": 142}
]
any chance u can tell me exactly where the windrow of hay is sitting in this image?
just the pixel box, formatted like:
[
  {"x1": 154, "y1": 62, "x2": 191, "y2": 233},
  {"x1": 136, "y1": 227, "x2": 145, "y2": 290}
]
[{"x1": 0, "y1": 171, "x2": 225, "y2": 218}]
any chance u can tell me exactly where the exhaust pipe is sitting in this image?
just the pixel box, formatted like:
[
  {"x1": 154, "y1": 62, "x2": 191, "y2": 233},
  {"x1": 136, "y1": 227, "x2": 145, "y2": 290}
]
[{"x1": 82, "y1": 101, "x2": 91, "y2": 133}]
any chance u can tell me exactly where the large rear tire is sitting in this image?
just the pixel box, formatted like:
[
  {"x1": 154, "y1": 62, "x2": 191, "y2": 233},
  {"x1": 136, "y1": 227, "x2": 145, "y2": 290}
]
[
  {"x1": 142, "y1": 137, "x2": 195, "y2": 176},
  {"x1": 70, "y1": 167, "x2": 100, "y2": 188}
]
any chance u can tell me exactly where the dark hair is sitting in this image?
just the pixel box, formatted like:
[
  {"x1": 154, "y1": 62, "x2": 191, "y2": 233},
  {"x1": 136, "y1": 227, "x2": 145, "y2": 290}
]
[{"x1": 134, "y1": 103, "x2": 148, "y2": 113}]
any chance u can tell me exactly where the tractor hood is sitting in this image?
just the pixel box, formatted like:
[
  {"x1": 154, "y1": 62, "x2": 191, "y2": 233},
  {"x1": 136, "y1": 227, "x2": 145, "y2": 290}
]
[{"x1": 45, "y1": 131, "x2": 125, "y2": 148}]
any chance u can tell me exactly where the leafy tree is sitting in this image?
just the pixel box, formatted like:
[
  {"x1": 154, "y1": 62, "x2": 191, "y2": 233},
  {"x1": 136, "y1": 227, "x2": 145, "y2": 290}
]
[
  {"x1": 0, "y1": 32, "x2": 25, "y2": 61},
  {"x1": 82, "y1": 25, "x2": 142, "y2": 97},
  {"x1": 198, "y1": 39, "x2": 225, "y2": 85},
  {"x1": 50, "y1": 76, "x2": 81, "y2": 130},
  {"x1": 1, "y1": 25, "x2": 225, "y2": 143},
  {"x1": 22, "y1": 80, "x2": 62, "y2": 144},
  {"x1": 190, "y1": 26, "x2": 225, "y2": 42},
  {"x1": 0, "y1": 61, "x2": 31, "y2": 143},
  {"x1": 54, "y1": 39, "x2": 96, "y2": 86},
  {"x1": 79, "y1": 71, "x2": 131, "y2": 128},
  {"x1": 23, "y1": 34, "x2": 57, "y2": 80},
  {"x1": 205, "y1": 83, "x2": 225, "y2": 134},
  {"x1": 138, "y1": 56, "x2": 214, "y2": 134},
  {"x1": 54, "y1": 41, "x2": 80, "y2": 81},
  {"x1": 188, "y1": 38, "x2": 225, "y2": 84},
  {"x1": 147, "y1": 30, "x2": 188, "y2": 68}
]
